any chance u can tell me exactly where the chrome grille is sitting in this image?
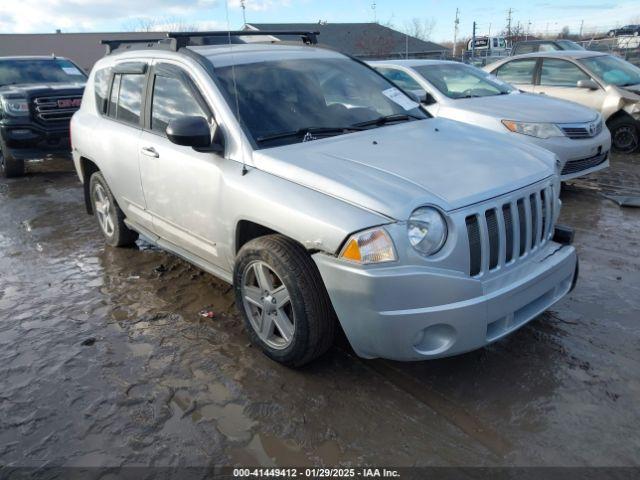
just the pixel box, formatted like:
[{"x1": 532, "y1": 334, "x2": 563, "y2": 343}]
[
  {"x1": 560, "y1": 120, "x2": 602, "y2": 139},
  {"x1": 33, "y1": 95, "x2": 82, "y2": 122},
  {"x1": 465, "y1": 183, "x2": 554, "y2": 277}
]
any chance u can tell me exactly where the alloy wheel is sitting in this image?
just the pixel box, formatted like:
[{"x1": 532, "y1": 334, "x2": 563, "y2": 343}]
[
  {"x1": 241, "y1": 260, "x2": 295, "y2": 350},
  {"x1": 93, "y1": 183, "x2": 115, "y2": 237},
  {"x1": 613, "y1": 125, "x2": 639, "y2": 153}
]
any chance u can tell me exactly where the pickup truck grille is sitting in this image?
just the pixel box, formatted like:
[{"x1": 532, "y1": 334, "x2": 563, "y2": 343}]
[
  {"x1": 560, "y1": 121, "x2": 602, "y2": 139},
  {"x1": 465, "y1": 183, "x2": 554, "y2": 277},
  {"x1": 33, "y1": 95, "x2": 82, "y2": 123}
]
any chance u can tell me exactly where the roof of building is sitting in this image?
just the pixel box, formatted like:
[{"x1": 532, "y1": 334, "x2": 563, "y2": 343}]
[{"x1": 245, "y1": 23, "x2": 449, "y2": 58}]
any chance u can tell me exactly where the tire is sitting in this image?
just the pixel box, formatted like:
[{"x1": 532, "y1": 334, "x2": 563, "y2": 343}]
[
  {"x1": 608, "y1": 116, "x2": 639, "y2": 154},
  {"x1": 234, "y1": 234, "x2": 336, "y2": 367},
  {"x1": 89, "y1": 171, "x2": 138, "y2": 247},
  {"x1": 0, "y1": 140, "x2": 25, "y2": 178}
]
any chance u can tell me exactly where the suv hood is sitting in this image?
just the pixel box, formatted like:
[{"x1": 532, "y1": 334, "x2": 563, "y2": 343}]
[
  {"x1": 448, "y1": 92, "x2": 598, "y2": 123},
  {"x1": 0, "y1": 82, "x2": 85, "y2": 96},
  {"x1": 253, "y1": 118, "x2": 556, "y2": 220}
]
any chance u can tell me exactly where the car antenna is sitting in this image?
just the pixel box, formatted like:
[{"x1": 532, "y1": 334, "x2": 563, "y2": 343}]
[{"x1": 224, "y1": 0, "x2": 248, "y2": 176}]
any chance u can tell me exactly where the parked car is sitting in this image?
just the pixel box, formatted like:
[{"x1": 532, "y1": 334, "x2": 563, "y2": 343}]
[
  {"x1": 511, "y1": 40, "x2": 585, "y2": 56},
  {"x1": 607, "y1": 25, "x2": 640, "y2": 37},
  {"x1": 72, "y1": 32, "x2": 578, "y2": 366},
  {"x1": 467, "y1": 36, "x2": 508, "y2": 53},
  {"x1": 485, "y1": 51, "x2": 640, "y2": 152},
  {"x1": 0, "y1": 56, "x2": 86, "y2": 177},
  {"x1": 371, "y1": 59, "x2": 610, "y2": 180}
]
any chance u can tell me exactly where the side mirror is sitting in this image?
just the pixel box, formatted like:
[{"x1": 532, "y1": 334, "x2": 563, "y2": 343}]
[
  {"x1": 166, "y1": 116, "x2": 212, "y2": 149},
  {"x1": 422, "y1": 92, "x2": 437, "y2": 105},
  {"x1": 577, "y1": 79, "x2": 599, "y2": 90}
]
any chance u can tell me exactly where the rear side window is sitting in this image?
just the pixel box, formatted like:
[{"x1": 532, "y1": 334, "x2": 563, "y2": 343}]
[
  {"x1": 376, "y1": 67, "x2": 422, "y2": 91},
  {"x1": 93, "y1": 68, "x2": 111, "y2": 114},
  {"x1": 540, "y1": 59, "x2": 589, "y2": 87},
  {"x1": 150, "y1": 75, "x2": 207, "y2": 134},
  {"x1": 106, "y1": 73, "x2": 145, "y2": 126},
  {"x1": 494, "y1": 59, "x2": 537, "y2": 84}
]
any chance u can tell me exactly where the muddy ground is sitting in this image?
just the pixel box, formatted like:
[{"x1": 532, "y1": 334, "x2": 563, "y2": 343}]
[{"x1": 0, "y1": 154, "x2": 639, "y2": 469}]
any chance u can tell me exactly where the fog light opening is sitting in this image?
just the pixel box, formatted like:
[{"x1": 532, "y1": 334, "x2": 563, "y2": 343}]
[{"x1": 413, "y1": 324, "x2": 456, "y2": 355}]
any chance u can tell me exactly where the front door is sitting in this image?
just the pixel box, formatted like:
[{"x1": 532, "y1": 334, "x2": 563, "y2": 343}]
[
  {"x1": 533, "y1": 58, "x2": 607, "y2": 111},
  {"x1": 492, "y1": 58, "x2": 538, "y2": 93},
  {"x1": 139, "y1": 63, "x2": 225, "y2": 267}
]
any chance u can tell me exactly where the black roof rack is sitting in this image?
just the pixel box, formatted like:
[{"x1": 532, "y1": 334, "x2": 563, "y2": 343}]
[{"x1": 101, "y1": 30, "x2": 319, "y2": 54}]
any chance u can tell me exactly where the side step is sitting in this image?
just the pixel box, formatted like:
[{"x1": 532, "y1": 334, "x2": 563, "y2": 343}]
[{"x1": 124, "y1": 219, "x2": 234, "y2": 285}]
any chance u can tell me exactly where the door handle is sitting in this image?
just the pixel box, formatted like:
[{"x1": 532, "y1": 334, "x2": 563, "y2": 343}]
[{"x1": 141, "y1": 146, "x2": 159, "y2": 158}]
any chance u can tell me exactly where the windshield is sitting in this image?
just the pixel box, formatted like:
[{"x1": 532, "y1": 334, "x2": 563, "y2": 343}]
[
  {"x1": 412, "y1": 63, "x2": 514, "y2": 99},
  {"x1": 579, "y1": 54, "x2": 640, "y2": 87},
  {"x1": 214, "y1": 57, "x2": 426, "y2": 148},
  {"x1": 0, "y1": 58, "x2": 86, "y2": 87}
]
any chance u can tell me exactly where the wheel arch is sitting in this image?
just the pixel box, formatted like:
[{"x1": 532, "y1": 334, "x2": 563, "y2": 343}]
[{"x1": 80, "y1": 156, "x2": 100, "y2": 215}]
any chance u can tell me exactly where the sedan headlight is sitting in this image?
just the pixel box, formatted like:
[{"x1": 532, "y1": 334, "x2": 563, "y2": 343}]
[
  {"x1": 407, "y1": 207, "x2": 447, "y2": 256},
  {"x1": 1, "y1": 97, "x2": 29, "y2": 116},
  {"x1": 339, "y1": 227, "x2": 397, "y2": 264},
  {"x1": 502, "y1": 120, "x2": 564, "y2": 139}
]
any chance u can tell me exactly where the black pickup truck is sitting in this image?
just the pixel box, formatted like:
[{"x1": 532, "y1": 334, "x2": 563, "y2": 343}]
[{"x1": 0, "y1": 56, "x2": 86, "y2": 178}]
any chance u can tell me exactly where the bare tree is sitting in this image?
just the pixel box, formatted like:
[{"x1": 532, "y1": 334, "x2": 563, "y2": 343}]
[
  {"x1": 123, "y1": 16, "x2": 199, "y2": 32},
  {"x1": 400, "y1": 17, "x2": 437, "y2": 41},
  {"x1": 559, "y1": 25, "x2": 571, "y2": 38}
]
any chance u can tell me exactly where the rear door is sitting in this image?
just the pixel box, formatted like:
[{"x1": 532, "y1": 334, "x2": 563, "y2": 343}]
[
  {"x1": 534, "y1": 57, "x2": 607, "y2": 111},
  {"x1": 491, "y1": 58, "x2": 538, "y2": 92},
  {"x1": 138, "y1": 62, "x2": 225, "y2": 267},
  {"x1": 94, "y1": 61, "x2": 152, "y2": 231}
]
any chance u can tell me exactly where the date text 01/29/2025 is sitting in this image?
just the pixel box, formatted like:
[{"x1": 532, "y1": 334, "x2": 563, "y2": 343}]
[{"x1": 232, "y1": 468, "x2": 401, "y2": 478}]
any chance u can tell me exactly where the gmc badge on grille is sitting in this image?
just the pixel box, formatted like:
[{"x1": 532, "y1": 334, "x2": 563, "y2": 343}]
[{"x1": 57, "y1": 98, "x2": 82, "y2": 108}]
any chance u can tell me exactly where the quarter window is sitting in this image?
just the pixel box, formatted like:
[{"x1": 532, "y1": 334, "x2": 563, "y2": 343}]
[
  {"x1": 106, "y1": 73, "x2": 145, "y2": 126},
  {"x1": 494, "y1": 59, "x2": 537, "y2": 84},
  {"x1": 93, "y1": 68, "x2": 111, "y2": 114},
  {"x1": 150, "y1": 75, "x2": 207, "y2": 134},
  {"x1": 540, "y1": 59, "x2": 589, "y2": 87}
]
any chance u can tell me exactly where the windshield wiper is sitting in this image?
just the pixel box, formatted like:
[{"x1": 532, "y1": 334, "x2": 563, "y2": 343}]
[
  {"x1": 352, "y1": 113, "x2": 421, "y2": 128},
  {"x1": 256, "y1": 126, "x2": 364, "y2": 144}
]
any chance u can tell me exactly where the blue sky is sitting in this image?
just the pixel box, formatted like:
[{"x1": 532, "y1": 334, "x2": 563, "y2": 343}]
[{"x1": 1, "y1": 0, "x2": 639, "y2": 43}]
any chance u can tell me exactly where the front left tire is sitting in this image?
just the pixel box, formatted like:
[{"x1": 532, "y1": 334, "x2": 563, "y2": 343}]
[
  {"x1": 0, "y1": 140, "x2": 25, "y2": 178},
  {"x1": 608, "y1": 116, "x2": 639, "y2": 153}
]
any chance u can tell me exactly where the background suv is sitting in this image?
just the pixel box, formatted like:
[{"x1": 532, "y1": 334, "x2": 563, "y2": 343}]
[
  {"x1": 71, "y1": 33, "x2": 577, "y2": 366},
  {"x1": 0, "y1": 56, "x2": 86, "y2": 177}
]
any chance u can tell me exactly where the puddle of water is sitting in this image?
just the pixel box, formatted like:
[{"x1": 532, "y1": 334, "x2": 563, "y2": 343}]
[{"x1": 196, "y1": 403, "x2": 255, "y2": 442}]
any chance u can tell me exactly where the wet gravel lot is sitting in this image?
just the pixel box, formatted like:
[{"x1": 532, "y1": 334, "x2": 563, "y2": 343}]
[{"x1": 1, "y1": 154, "x2": 639, "y2": 469}]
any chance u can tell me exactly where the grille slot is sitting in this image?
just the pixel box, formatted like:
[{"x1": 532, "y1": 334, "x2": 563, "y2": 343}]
[
  {"x1": 561, "y1": 151, "x2": 608, "y2": 176},
  {"x1": 33, "y1": 95, "x2": 82, "y2": 123},
  {"x1": 465, "y1": 183, "x2": 553, "y2": 277},
  {"x1": 560, "y1": 121, "x2": 602, "y2": 139}
]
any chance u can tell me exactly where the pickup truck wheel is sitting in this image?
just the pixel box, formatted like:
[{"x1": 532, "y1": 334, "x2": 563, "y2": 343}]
[
  {"x1": 608, "y1": 117, "x2": 639, "y2": 153},
  {"x1": 234, "y1": 234, "x2": 336, "y2": 367},
  {"x1": 89, "y1": 172, "x2": 138, "y2": 247},
  {"x1": 0, "y1": 141, "x2": 25, "y2": 178}
]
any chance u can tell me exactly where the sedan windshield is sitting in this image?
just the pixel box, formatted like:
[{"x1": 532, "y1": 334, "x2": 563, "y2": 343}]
[
  {"x1": 0, "y1": 58, "x2": 86, "y2": 87},
  {"x1": 579, "y1": 54, "x2": 640, "y2": 87},
  {"x1": 412, "y1": 63, "x2": 514, "y2": 99},
  {"x1": 214, "y1": 57, "x2": 426, "y2": 148}
]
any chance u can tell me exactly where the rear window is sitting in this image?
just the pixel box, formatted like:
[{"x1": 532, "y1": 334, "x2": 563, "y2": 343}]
[{"x1": 106, "y1": 73, "x2": 145, "y2": 126}]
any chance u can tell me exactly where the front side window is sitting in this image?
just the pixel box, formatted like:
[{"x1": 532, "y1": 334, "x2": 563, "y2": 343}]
[
  {"x1": 214, "y1": 57, "x2": 426, "y2": 148},
  {"x1": 413, "y1": 63, "x2": 513, "y2": 99},
  {"x1": 107, "y1": 73, "x2": 145, "y2": 125},
  {"x1": 151, "y1": 75, "x2": 207, "y2": 134},
  {"x1": 0, "y1": 58, "x2": 86, "y2": 87},
  {"x1": 540, "y1": 59, "x2": 590, "y2": 87},
  {"x1": 494, "y1": 59, "x2": 537, "y2": 84},
  {"x1": 580, "y1": 54, "x2": 640, "y2": 87},
  {"x1": 376, "y1": 67, "x2": 422, "y2": 91}
]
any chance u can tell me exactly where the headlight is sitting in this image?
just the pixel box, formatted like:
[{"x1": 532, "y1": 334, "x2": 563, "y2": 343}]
[
  {"x1": 339, "y1": 227, "x2": 396, "y2": 264},
  {"x1": 502, "y1": 120, "x2": 564, "y2": 139},
  {"x1": 1, "y1": 97, "x2": 29, "y2": 116},
  {"x1": 407, "y1": 207, "x2": 447, "y2": 256}
]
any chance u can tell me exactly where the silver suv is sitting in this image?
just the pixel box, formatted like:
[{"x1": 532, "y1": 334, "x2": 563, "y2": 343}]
[{"x1": 71, "y1": 32, "x2": 578, "y2": 366}]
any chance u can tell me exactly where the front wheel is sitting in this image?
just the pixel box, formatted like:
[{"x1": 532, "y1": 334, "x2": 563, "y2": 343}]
[
  {"x1": 0, "y1": 141, "x2": 25, "y2": 178},
  {"x1": 89, "y1": 172, "x2": 138, "y2": 247},
  {"x1": 608, "y1": 117, "x2": 639, "y2": 153},
  {"x1": 234, "y1": 234, "x2": 336, "y2": 367}
]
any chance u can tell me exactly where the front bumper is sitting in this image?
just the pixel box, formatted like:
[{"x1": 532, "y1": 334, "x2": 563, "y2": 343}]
[
  {"x1": 0, "y1": 123, "x2": 71, "y2": 160},
  {"x1": 314, "y1": 240, "x2": 577, "y2": 361},
  {"x1": 520, "y1": 128, "x2": 611, "y2": 181}
]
